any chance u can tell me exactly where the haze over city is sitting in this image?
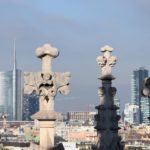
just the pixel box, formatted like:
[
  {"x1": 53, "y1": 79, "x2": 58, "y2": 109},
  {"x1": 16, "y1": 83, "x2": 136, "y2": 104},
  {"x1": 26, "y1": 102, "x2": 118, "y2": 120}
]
[{"x1": 0, "y1": 0, "x2": 150, "y2": 113}]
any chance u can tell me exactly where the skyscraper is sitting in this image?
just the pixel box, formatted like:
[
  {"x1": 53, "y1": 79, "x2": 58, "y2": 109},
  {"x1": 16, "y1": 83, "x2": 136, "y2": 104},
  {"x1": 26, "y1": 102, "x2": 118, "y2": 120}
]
[
  {"x1": 12, "y1": 46, "x2": 23, "y2": 120},
  {"x1": 131, "y1": 67, "x2": 149, "y2": 123},
  {"x1": 0, "y1": 71, "x2": 13, "y2": 120},
  {"x1": 0, "y1": 46, "x2": 23, "y2": 120}
]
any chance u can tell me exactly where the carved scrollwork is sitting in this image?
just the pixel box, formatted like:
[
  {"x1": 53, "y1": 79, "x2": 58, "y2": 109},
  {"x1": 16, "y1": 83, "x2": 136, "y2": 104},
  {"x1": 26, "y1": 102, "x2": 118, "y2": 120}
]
[
  {"x1": 38, "y1": 73, "x2": 57, "y2": 103},
  {"x1": 38, "y1": 71, "x2": 71, "y2": 104},
  {"x1": 96, "y1": 45, "x2": 117, "y2": 76}
]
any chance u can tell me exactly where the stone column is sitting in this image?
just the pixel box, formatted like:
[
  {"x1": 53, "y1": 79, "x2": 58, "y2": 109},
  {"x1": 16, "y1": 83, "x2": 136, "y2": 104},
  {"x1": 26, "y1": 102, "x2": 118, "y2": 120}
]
[
  {"x1": 93, "y1": 45, "x2": 124, "y2": 150},
  {"x1": 32, "y1": 44, "x2": 70, "y2": 150}
]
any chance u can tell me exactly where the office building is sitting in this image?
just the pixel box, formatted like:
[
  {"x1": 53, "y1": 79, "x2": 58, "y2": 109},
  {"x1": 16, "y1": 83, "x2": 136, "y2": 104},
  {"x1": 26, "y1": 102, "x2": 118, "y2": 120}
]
[
  {"x1": 131, "y1": 67, "x2": 149, "y2": 123},
  {"x1": 131, "y1": 67, "x2": 148, "y2": 105},
  {"x1": 0, "y1": 48, "x2": 23, "y2": 120},
  {"x1": 0, "y1": 70, "x2": 22, "y2": 121},
  {"x1": 0, "y1": 71, "x2": 13, "y2": 120},
  {"x1": 12, "y1": 48, "x2": 23, "y2": 120}
]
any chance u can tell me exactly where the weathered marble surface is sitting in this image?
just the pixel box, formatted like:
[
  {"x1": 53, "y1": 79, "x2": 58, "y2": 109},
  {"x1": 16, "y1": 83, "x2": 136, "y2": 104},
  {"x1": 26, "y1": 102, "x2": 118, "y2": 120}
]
[
  {"x1": 96, "y1": 45, "x2": 117, "y2": 77},
  {"x1": 30, "y1": 44, "x2": 70, "y2": 150}
]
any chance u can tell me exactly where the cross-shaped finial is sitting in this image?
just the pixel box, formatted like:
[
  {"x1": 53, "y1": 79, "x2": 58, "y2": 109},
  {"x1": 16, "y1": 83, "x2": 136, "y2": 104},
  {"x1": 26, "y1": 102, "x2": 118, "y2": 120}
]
[
  {"x1": 36, "y1": 44, "x2": 59, "y2": 73},
  {"x1": 96, "y1": 45, "x2": 117, "y2": 77}
]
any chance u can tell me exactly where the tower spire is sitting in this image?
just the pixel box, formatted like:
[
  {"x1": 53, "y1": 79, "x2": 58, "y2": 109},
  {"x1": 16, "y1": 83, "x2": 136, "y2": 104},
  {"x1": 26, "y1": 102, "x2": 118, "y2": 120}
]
[{"x1": 13, "y1": 38, "x2": 17, "y2": 70}]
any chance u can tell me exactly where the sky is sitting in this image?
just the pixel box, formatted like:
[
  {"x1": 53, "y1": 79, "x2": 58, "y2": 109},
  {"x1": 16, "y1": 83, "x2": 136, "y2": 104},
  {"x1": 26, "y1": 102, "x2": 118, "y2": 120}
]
[{"x1": 0, "y1": 0, "x2": 150, "y2": 113}]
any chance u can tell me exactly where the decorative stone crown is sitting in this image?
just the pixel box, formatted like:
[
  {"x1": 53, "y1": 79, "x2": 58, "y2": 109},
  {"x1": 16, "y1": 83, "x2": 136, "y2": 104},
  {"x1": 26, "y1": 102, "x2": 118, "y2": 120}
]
[{"x1": 96, "y1": 45, "x2": 117, "y2": 78}]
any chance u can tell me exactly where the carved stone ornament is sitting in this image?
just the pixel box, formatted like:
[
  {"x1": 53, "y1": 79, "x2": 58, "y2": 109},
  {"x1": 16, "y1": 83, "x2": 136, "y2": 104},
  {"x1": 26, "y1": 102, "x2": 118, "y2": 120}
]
[{"x1": 96, "y1": 45, "x2": 117, "y2": 77}]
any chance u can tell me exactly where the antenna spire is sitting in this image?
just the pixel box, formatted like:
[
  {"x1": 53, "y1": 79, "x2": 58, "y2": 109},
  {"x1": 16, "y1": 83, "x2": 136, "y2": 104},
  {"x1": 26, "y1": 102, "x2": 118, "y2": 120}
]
[{"x1": 13, "y1": 38, "x2": 17, "y2": 70}]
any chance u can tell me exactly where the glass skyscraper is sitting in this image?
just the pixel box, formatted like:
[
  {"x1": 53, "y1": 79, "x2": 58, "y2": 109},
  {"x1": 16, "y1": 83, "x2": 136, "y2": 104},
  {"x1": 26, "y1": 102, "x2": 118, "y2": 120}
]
[
  {"x1": 0, "y1": 71, "x2": 13, "y2": 120},
  {"x1": 0, "y1": 48, "x2": 23, "y2": 120},
  {"x1": 131, "y1": 67, "x2": 149, "y2": 123},
  {"x1": 0, "y1": 69, "x2": 23, "y2": 120},
  {"x1": 13, "y1": 69, "x2": 23, "y2": 120}
]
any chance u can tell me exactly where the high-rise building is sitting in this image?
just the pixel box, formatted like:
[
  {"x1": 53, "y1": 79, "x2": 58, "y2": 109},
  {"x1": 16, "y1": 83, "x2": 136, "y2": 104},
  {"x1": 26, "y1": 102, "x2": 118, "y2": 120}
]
[
  {"x1": 12, "y1": 47, "x2": 23, "y2": 120},
  {"x1": 131, "y1": 67, "x2": 149, "y2": 123},
  {"x1": 13, "y1": 69, "x2": 23, "y2": 120},
  {"x1": 0, "y1": 47, "x2": 23, "y2": 120},
  {"x1": 0, "y1": 70, "x2": 22, "y2": 121},
  {"x1": 0, "y1": 71, "x2": 13, "y2": 120}
]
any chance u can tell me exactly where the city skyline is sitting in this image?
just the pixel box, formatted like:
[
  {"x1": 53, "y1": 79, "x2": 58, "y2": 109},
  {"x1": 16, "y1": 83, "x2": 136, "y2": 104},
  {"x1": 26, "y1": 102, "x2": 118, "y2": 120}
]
[{"x1": 0, "y1": 0, "x2": 150, "y2": 113}]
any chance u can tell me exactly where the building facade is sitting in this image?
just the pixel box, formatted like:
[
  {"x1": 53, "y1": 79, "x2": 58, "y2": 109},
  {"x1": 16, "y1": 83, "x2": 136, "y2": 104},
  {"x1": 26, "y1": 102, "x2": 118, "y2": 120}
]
[
  {"x1": 140, "y1": 97, "x2": 150, "y2": 124},
  {"x1": 131, "y1": 67, "x2": 149, "y2": 123},
  {"x1": 67, "y1": 111, "x2": 96, "y2": 122},
  {"x1": 124, "y1": 103, "x2": 140, "y2": 124},
  {"x1": 0, "y1": 48, "x2": 23, "y2": 121},
  {"x1": 13, "y1": 69, "x2": 23, "y2": 121},
  {"x1": 0, "y1": 69, "x2": 23, "y2": 121},
  {"x1": 0, "y1": 71, "x2": 13, "y2": 120}
]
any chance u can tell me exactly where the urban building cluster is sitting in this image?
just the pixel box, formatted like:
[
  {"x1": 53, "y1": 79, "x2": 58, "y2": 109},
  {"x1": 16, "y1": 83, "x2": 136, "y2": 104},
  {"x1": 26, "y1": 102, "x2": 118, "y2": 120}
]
[{"x1": 1, "y1": 46, "x2": 150, "y2": 150}]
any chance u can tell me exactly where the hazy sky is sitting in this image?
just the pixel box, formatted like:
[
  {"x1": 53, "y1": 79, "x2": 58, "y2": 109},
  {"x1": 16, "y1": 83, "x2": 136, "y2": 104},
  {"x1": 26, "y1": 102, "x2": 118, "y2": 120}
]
[{"x1": 0, "y1": 0, "x2": 150, "y2": 113}]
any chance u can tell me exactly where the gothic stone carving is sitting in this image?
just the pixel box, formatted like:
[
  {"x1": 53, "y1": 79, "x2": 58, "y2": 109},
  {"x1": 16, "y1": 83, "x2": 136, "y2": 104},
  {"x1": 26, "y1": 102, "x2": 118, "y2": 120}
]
[{"x1": 96, "y1": 45, "x2": 117, "y2": 76}]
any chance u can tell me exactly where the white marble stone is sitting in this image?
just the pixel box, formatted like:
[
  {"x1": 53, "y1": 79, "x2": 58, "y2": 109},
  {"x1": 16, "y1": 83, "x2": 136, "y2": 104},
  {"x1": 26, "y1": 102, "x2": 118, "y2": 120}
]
[
  {"x1": 96, "y1": 45, "x2": 117, "y2": 77},
  {"x1": 30, "y1": 44, "x2": 70, "y2": 150}
]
